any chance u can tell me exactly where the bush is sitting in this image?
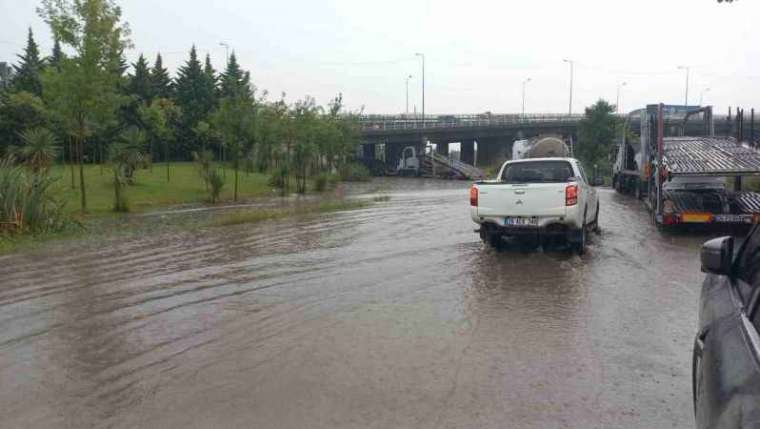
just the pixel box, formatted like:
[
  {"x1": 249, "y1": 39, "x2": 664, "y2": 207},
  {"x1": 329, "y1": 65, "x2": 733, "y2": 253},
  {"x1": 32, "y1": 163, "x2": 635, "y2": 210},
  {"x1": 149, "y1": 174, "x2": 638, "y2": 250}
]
[
  {"x1": 268, "y1": 165, "x2": 290, "y2": 194},
  {"x1": 313, "y1": 173, "x2": 339, "y2": 192},
  {"x1": 0, "y1": 157, "x2": 68, "y2": 233},
  {"x1": 338, "y1": 163, "x2": 371, "y2": 182},
  {"x1": 208, "y1": 168, "x2": 226, "y2": 203}
]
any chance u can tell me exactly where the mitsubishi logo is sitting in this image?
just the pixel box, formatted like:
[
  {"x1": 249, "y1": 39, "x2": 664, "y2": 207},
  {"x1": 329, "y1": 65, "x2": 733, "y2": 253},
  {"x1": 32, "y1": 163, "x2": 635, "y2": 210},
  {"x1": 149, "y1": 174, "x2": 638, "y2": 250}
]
[{"x1": 515, "y1": 199, "x2": 524, "y2": 205}]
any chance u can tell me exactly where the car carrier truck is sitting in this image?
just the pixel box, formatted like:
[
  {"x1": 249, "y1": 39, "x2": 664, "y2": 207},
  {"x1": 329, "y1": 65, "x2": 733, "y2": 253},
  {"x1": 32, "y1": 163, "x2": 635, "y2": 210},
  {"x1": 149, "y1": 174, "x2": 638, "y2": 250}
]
[{"x1": 620, "y1": 104, "x2": 760, "y2": 228}]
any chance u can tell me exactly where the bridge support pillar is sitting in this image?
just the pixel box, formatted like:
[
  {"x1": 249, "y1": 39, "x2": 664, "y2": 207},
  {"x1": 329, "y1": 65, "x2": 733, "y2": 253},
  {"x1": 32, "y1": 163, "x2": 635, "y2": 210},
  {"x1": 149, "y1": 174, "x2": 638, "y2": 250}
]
[
  {"x1": 461, "y1": 140, "x2": 475, "y2": 165},
  {"x1": 363, "y1": 143, "x2": 375, "y2": 159},
  {"x1": 436, "y1": 142, "x2": 449, "y2": 156}
]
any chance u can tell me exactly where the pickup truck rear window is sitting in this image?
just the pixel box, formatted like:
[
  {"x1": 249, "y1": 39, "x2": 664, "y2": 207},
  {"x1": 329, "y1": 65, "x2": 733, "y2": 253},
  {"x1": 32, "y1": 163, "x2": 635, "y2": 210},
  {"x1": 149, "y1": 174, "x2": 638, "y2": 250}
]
[{"x1": 501, "y1": 161, "x2": 574, "y2": 184}]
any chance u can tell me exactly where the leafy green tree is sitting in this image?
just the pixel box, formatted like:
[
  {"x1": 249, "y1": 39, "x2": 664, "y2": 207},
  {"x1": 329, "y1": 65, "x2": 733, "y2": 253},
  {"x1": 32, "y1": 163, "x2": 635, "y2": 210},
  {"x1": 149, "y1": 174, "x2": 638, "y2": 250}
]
[
  {"x1": 139, "y1": 97, "x2": 180, "y2": 181},
  {"x1": 109, "y1": 130, "x2": 147, "y2": 212},
  {"x1": 291, "y1": 97, "x2": 319, "y2": 194},
  {"x1": 127, "y1": 54, "x2": 152, "y2": 102},
  {"x1": 12, "y1": 28, "x2": 45, "y2": 96},
  {"x1": 13, "y1": 128, "x2": 59, "y2": 174},
  {"x1": 38, "y1": 0, "x2": 132, "y2": 212},
  {"x1": 0, "y1": 91, "x2": 48, "y2": 155},
  {"x1": 211, "y1": 96, "x2": 255, "y2": 201},
  {"x1": 150, "y1": 53, "x2": 173, "y2": 99},
  {"x1": 577, "y1": 99, "x2": 620, "y2": 175}
]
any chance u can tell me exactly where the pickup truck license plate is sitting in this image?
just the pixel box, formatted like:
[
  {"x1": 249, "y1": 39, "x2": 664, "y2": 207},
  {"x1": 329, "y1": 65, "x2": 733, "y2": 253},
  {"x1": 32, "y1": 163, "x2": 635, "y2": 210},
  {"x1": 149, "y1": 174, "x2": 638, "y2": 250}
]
[
  {"x1": 505, "y1": 217, "x2": 538, "y2": 226},
  {"x1": 713, "y1": 214, "x2": 752, "y2": 224}
]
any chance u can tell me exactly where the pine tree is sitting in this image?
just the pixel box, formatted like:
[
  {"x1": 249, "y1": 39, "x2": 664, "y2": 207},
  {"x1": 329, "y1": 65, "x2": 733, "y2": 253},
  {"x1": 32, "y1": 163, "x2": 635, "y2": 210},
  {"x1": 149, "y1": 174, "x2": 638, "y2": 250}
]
[
  {"x1": 150, "y1": 53, "x2": 173, "y2": 99},
  {"x1": 12, "y1": 28, "x2": 44, "y2": 96},
  {"x1": 48, "y1": 37, "x2": 65, "y2": 71},
  {"x1": 127, "y1": 54, "x2": 152, "y2": 102},
  {"x1": 220, "y1": 52, "x2": 252, "y2": 100},
  {"x1": 175, "y1": 46, "x2": 216, "y2": 154},
  {"x1": 204, "y1": 54, "x2": 219, "y2": 105}
]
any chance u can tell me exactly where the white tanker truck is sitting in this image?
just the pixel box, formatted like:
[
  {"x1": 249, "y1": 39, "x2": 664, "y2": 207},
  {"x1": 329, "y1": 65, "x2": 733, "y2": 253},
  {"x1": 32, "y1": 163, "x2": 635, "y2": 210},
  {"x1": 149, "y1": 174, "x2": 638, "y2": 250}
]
[{"x1": 512, "y1": 136, "x2": 570, "y2": 160}]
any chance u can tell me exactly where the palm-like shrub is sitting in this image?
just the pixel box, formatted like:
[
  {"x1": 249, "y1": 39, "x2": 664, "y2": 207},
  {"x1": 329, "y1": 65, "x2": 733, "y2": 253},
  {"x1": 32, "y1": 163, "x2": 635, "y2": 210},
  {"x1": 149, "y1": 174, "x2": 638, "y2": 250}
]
[
  {"x1": 0, "y1": 157, "x2": 67, "y2": 233},
  {"x1": 14, "y1": 128, "x2": 59, "y2": 174}
]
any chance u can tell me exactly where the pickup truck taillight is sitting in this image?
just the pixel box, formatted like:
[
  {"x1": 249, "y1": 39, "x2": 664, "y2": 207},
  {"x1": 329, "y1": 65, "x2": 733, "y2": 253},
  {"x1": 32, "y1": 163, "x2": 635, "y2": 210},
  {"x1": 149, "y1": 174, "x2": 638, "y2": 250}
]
[
  {"x1": 470, "y1": 186, "x2": 478, "y2": 206},
  {"x1": 565, "y1": 184, "x2": 578, "y2": 206}
]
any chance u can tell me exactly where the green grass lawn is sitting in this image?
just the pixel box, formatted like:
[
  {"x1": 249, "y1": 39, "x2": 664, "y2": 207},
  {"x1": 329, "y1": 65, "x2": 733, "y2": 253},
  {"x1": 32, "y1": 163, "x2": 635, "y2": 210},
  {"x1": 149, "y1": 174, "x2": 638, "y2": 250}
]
[{"x1": 51, "y1": 162, "x2": 274, "y2": 216}]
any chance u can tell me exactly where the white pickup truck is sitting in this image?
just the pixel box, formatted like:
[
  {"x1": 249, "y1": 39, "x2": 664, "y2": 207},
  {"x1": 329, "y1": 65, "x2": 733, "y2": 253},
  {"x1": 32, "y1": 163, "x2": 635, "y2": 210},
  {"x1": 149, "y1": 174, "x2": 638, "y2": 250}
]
[{"x1": 470, "y1": 158, "x2": 600, "y2": 254}]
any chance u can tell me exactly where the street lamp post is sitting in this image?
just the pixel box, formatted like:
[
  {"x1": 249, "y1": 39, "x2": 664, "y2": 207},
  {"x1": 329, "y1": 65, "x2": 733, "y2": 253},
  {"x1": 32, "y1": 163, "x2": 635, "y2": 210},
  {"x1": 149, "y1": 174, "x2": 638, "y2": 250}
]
[
  {"x1": 522, "y1": 78, "x2": 532, "y2": 117},
  {"x1": 700, "y1": 87, "x2": 711, "y2": 106},
  {"x1": 616, "y1": 81, "x2": 627, "y2": 113},
  {"x1": 563, "y1": 59, "x2": 574, "y2": 115},
  {"x1": 219, "y1": 42, "x2": 230, "y2": 66},
  {"x1": 405, "y1": 75, "x2": 413, "y2": 115},
  {"x1": 678, "y1": 65, "x2": 690, "y2": 107},
  {"x1": 415, "y1": 53, "x2": 425, "y2": 128}
]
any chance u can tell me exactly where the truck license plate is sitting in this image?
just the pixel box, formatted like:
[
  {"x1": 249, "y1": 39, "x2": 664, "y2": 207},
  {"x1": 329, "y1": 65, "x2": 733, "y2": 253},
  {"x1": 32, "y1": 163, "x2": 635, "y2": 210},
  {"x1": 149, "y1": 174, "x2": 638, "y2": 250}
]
[
  {"x1": 713, "y1": 214, "x2": 752, "y2": 224},
  {"x1": 505, "y1": 217, "x2": 538, "y2": 226}
]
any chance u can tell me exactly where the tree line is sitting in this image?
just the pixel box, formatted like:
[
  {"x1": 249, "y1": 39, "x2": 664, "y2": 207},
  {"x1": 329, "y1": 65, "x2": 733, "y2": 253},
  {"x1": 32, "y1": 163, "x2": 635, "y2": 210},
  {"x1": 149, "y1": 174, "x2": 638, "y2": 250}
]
[{"x1": 0, "y1": 0, "x2": 363, "y2": 215}]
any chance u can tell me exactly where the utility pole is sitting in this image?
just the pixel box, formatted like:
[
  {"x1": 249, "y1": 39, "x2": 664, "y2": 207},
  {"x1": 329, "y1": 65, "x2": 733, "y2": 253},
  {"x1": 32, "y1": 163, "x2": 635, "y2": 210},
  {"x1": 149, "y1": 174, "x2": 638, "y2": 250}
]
[
  {"x1": 678, "y1": 65, "x2": 690, "y2": 108},
  {"x1": 563, "y1": 59, "x2": 574, "y2": 115},
  {"x1": 405, "y1": 75, "x2": 413, "y2": 115},
  {"x1": 522, "y1": 78, "x2": 532, "y2": 117},
  {"x1": 616, "y1": 81, "x2": 627, "y2": 113}
]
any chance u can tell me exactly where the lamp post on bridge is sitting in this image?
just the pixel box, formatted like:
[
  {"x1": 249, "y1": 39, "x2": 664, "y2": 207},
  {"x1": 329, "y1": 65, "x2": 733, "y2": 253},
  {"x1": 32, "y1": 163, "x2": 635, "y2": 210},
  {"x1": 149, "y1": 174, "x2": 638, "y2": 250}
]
[
  {"x1": 616, "y1": 81, "x2": 627, "y2": 113},
  {"x1": 563, "y1": 58, "x2": 574, "y2": 115},
  {"x1": 415, "y1": 53, "x2": 425, "y2": 128},
  {"x1": 405, "y1": 75, "x2": 413, "y2": 115},
  {"x1": 522, "y1": 78, "x2": 532, "y2": 118},
  {"x1": 219, "y1": 42, "x2": 230, "y2": 66},
  {"x1": 678, "y1": 65, "x2": 690, "y2": 108}
]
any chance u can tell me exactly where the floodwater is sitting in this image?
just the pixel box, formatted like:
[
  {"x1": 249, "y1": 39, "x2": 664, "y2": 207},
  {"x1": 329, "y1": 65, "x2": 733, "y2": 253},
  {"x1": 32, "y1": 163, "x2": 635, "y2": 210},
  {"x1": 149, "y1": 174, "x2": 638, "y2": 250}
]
[{"x1": 1, "y1": 179, "x2": 714, "y2": 428}]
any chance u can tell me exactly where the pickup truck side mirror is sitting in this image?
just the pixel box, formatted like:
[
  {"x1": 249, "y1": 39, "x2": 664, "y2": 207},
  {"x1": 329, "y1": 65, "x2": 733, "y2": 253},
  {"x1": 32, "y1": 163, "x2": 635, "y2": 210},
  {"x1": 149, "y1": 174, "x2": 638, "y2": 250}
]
[{"x1": 701, "y1": 236, "x2": 734, "y2": 275}]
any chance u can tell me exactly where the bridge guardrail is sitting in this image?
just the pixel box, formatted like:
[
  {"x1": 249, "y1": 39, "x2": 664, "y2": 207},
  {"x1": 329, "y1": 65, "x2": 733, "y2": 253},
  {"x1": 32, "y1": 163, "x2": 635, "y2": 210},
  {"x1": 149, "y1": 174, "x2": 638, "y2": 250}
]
[
  {"x1": 359, "y1": 113, "x2": 733, "y2": 132},
  {"x1": 360, "y1": 115, "x2": 585, "y2": 131}
]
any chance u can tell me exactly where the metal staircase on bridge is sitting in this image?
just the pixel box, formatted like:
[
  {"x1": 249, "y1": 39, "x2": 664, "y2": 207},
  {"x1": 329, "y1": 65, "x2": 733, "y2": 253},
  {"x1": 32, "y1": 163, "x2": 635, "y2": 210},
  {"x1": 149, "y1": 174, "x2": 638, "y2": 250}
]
[{"x1": 420, "y1": 151, "x2": 485, "y2": 180}]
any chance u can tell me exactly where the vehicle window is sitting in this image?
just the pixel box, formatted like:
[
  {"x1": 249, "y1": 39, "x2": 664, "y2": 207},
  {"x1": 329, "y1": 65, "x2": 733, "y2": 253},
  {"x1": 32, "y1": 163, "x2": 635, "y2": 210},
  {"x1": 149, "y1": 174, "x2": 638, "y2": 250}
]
[
  {"x1": 735, "y1": 226, "x2": 760, "y2": 288},
  {"x1": 501, "y1": 161, "x2": 574, "y2": 184}
]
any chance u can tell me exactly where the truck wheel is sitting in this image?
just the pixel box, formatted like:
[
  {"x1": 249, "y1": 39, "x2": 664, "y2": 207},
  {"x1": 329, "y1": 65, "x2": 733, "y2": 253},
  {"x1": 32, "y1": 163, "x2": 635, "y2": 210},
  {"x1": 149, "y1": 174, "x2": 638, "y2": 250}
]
[
  {"x1": 573, "y1": 227, "x2": 586, "y2": 255},
  {"x1": 592, "y1": 203, "x2": 601, "y2": 234},
  {"x1": 488, "y1": 233, "x2": 503, "y2": 249},
  {"x1": 574, "y1": 209, "x2": 588, "y2": 255}
]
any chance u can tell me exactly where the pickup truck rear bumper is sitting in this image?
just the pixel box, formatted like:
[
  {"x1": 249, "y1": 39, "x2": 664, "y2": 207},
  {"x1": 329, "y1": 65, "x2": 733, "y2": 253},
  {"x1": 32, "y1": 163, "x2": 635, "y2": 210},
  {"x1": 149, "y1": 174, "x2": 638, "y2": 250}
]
[{"x1": 479, "y1": 221, "x2": 582, "y2": 244}]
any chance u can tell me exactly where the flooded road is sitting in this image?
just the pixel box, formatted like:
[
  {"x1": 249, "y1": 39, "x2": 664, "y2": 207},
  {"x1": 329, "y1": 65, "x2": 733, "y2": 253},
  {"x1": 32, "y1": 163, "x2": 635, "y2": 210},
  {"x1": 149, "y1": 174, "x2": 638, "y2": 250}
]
[{"x1": 1, "y1": 179, "x2": 712, "y2": 428}]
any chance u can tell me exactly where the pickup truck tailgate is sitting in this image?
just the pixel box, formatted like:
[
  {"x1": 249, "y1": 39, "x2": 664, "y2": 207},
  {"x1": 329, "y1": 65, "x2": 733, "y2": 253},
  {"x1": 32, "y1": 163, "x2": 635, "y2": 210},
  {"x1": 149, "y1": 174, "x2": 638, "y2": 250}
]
[{"x1": 477, "y1": 183, "x2": 568, "y2": 217}]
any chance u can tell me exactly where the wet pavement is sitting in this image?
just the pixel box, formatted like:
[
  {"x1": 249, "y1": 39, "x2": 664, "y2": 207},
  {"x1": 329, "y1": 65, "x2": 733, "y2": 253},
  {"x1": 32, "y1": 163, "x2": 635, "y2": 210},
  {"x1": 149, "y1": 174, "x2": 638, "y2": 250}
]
[{"x1": 1, "y1": 178, "x2": 716, "y2": 428}]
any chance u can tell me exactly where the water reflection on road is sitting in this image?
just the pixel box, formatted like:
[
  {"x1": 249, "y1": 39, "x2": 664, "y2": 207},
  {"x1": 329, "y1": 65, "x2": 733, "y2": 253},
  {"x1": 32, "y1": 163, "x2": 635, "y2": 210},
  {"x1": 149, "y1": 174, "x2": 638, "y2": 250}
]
[{"x1": 1, "y1": 178, "x2": 713, "y2": 428}]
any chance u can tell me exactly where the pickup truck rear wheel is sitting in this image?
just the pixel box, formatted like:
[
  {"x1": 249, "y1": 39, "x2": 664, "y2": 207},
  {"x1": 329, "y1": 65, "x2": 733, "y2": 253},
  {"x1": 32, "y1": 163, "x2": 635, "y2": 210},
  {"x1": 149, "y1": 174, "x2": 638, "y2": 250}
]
[
  {"x1": 592, "y1": 203, "x2": 601, "y2": 234},
  {"x1": 573, "y1": 208, "x2": 588, "y2": 255}
]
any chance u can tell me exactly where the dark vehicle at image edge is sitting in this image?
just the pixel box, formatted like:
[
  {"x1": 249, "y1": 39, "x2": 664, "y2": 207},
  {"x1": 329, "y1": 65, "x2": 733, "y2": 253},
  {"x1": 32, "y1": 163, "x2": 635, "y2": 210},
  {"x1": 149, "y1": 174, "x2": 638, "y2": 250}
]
[{"x1": 694, "y1": 225, "x2": 760, "y2": 428}]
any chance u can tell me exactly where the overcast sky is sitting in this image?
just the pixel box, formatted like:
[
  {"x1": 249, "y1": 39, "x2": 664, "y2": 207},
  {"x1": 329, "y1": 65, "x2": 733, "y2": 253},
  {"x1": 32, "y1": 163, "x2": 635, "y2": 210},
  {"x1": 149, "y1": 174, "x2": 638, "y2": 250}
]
[{"x1": 1, "y1": 0, "x2": 758, "y2": 114}]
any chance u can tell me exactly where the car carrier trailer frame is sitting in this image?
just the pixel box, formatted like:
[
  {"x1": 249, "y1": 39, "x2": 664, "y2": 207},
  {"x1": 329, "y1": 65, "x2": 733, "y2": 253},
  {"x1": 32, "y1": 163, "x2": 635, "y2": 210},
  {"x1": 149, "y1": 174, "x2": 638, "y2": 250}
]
[{"x1": 646, "y1": 103, "x2": 760, "y2": 227}]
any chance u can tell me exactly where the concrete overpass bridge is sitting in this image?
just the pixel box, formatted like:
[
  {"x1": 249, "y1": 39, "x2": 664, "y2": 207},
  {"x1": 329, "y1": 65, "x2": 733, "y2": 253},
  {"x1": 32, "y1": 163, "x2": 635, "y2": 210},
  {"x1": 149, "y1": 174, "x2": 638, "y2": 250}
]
[{"x1": 358, "y1": 113, "x2": 743, "y2": 167}]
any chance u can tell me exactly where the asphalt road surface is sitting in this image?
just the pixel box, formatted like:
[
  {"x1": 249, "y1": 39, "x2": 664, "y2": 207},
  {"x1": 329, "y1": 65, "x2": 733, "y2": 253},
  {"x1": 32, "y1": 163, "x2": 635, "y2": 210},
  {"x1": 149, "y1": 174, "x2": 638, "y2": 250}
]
[{"x1": 1, "y1": 179, "x2": 714, "y2": 428}]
